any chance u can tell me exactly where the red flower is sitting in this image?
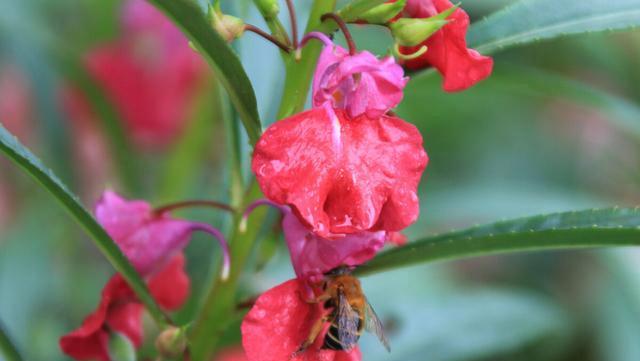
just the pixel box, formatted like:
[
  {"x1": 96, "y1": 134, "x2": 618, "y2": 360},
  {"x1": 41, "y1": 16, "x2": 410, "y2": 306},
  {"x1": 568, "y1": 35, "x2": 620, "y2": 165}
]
[
  {"x1": 59, "y1": 254, "x2": 189, "y2": 361},
  {"x1": 252, "y1": 104, "x2": 428, "y2": 238},
  {"x1": 398, "y1": 0, "x2": 493, "y2": 91},
  {"x1": 241, "y1": 279, "x2": 362, "y2": 361}
]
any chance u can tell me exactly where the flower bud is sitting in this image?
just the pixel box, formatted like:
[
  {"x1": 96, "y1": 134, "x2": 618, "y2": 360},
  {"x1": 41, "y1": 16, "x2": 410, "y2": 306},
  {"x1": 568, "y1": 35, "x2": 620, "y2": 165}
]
[
  {"x1": 108, "y1": 332, "x2": 136, "y2": 361},
  {"x1": 389, "y1": 5, "x2": 458, "y2": 46},
  {"x1": 357, "y1": 0, "x2": 406, "y2": 24},
  {"x1": 155, "y1": 326, "x2": 188, "y2": 359},
  {"x1": 254, "y1": 0, "x2": 280, "y2": 19},
  {"x1": 208, "y1": 4, "x2": 245, "y2": 42}
]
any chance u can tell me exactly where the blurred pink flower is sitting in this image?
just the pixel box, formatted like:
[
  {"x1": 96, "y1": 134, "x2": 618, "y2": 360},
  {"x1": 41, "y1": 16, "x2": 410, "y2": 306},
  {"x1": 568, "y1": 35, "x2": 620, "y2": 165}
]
[
  {"x1": 75, "y1": 0, "x2": 206, "y2": 148},
  {"x1": 0, "y1": 65, "x2": 33, "y2": 142},
  {"x1": 307, "y1": 33, "x2": 407, "y2": 119},
  {"x1": 245, "y1": 200, "x2": 385, "y2": 284}
]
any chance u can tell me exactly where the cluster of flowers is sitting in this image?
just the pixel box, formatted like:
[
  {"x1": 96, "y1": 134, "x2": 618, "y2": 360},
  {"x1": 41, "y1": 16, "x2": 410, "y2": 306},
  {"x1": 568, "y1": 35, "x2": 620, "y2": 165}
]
[
  {"x1": 240, "y1": 1, "x2": 491, "y2": 360},
  {"x1": 56, "y1": 0, "x2": 491, "y2": 360}
]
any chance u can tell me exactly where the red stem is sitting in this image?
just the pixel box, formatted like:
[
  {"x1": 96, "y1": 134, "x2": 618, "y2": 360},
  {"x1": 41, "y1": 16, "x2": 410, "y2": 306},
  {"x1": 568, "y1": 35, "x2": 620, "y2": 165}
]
[
  {"x1": 321, "y1": 13, "x2": 356, "y2": 55},
  {"x1": 285, "y1": 0, "x2": 299, "y2": 49},
  {"x1": 153, "y1": 200, "x2": 235, "y2": 215},
  {"x1": 244, "y1": 24, "x2": 291, "y2": 53}
]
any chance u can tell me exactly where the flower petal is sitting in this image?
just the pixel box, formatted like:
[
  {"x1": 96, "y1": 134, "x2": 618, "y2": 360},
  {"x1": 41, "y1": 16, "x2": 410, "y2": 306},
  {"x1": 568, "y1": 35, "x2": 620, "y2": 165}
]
[
  {"x1": 241, "y1": 279, "x2": 361, "y2": 361},
  {"x1": 312, "y1": 43, "x2": 407, "y2": 118},
  {"x1": 252, "y1": 107, "x2": 428, "y2": 237},
  {"x1": 148, "y1": 253, "x2": 191, "y2": 310},
  {"x1": 59, "y1": 276, "x2": 135, "y2": 361},
  {"x1": 95, "y1": 191, "x2": 194, "y2": 275},
  {"x1": 281, "y1": 208, "x2": 385, "y2": 283}
]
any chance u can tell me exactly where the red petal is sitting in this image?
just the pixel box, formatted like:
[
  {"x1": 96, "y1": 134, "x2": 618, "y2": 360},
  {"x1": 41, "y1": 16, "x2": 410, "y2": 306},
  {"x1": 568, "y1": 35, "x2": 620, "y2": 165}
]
[
  {"x1": 400, "y1": 0, "x2": 493, "y2": 91},
  {"x1": 148, "y1": 253, "x2": 190, "y2": 310},
  {"x1": 252, "y1": 107, "x2": 427, "y2": 237},
  {"x1": 106, "y1": 302, "x2": 145, "y2": 347},
  {"x1": 59, "y1": 276, "x2": 134, "y2": 361},
  {"x1": 241, "y1": 279, "x2": 361, "y2": 361}
]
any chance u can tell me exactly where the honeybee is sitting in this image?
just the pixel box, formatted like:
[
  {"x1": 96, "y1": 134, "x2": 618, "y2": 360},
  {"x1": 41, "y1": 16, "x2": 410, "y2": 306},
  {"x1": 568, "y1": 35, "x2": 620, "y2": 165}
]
[{"x1": 296, "y1": 266, "x2": 390, "y2": 354}]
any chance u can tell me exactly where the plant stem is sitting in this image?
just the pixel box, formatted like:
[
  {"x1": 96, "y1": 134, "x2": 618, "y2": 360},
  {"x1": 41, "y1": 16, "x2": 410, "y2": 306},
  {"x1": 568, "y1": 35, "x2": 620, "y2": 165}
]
[
  {"x1": 188, "y1": 181, "x2": 266, "y2": 360},
  {"x1": 284, "y1": 0, "x2": 299, "y2": 49},
  {"x1": 153, "y1": 200, "x2": 235, "y2": 215},
  {"x1": 277, "y1": 0, "x2": 339, "y2": 119}
]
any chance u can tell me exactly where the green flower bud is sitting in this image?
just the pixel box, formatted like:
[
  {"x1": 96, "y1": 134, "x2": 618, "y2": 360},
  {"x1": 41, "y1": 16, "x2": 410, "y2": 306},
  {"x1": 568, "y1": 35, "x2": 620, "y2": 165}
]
[
  {"x1": 358, "y1": 0, "x2": 407, "y2": 24},
  {"x1": 389, "y1": 5, "x2": 458, "y2": 46},
  {"x1": 208, "y1": 4, "x2": 245, "y2": 42},
  {"x1": 255, "y1": 0, "x2": 280, "y2": 19},
  {"x1": 155, "y1": 327, "x2": 188, "y2": 359}
]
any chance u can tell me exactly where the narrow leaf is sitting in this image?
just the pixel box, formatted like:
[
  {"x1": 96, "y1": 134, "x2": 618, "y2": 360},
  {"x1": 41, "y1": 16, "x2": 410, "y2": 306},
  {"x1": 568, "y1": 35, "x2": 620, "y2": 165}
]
[
  {"x1": 0, "y1": 321, "x2": 23, "y2": 361},
  {"x1": 147, "y1": 0, "x2": 262, "y2": 145},
  {"x1": 0, "y1": 123, "x2": 169, "y2": 326},
  {"x1": 469, "y1": 0, "x2": 640, "y2": 54},
  {"x1": 356, "y1": 207, "x2": 640, "y2": 276}
]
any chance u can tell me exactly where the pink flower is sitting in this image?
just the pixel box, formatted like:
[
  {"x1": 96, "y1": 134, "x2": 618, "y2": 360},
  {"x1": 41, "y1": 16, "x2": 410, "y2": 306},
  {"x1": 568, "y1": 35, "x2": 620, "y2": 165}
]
[
  {"x1": 241, "y1": 279, "x2": 362, "y2": 361},
  {"x1": 245, "y1": 200, "x2": 386, "y2": 284},
  {"x1": 307, "y1": 33, "x2": 407, "y2": 119},
  {"x1": 60, "y1": 191, "x2": 230, "y2": 360},
  {"x1": 397, "y1": 0, "x2": 493, "y2": 91},
  {"x1": 96, "y1": 191, "x2": 193, "y2": 275},
  {"x1": 59, "y1": 254, "x2": 189, "y2": 361},
  {"x1": 95, "y1": 190, "x2": 230, "y2": 278},
  {"x1": 74, "y1": 0, "x2": 206, "y2": 148},
  {"x1": 252, "y1": 105, "x2": 428, "y2": 238}
]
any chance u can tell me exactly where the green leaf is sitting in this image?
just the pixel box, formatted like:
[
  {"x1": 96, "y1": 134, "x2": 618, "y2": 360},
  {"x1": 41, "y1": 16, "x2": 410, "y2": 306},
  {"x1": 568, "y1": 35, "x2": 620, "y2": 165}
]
[
  {"x1": 491, "y1": 64, "x2": 640, "y2": 140},
  {"x1": 356, "y1": 207, "x2": 640, "y2": 276},
  {"x1": 366, "y1": 290, "x2": 571, "y2": 361},
  {"x1": 0, "y1": 122, "x2": 169, "y2": 327},
  {"x1": 469, "y1": 0, "x2": 640, "y2": 54},
  {"x1": 0, "y1": 321, "x2": 23, "y2": 361},
  {"x1": 148, "y1": 0, "x2": 262, "y2": 145}
]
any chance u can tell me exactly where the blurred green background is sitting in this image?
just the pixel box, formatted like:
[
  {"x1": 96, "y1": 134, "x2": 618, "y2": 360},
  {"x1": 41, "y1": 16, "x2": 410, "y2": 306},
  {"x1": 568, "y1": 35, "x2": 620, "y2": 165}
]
[{"x1": 1, "y1": 0, "x2": 640, "y2": 360}]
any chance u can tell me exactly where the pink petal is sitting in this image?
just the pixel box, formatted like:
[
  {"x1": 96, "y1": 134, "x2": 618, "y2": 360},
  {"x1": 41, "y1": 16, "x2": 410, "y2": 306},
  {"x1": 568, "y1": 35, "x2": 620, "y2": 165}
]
[{"x1": 94, "y1": 191, "x2": 194, "y2": 275}]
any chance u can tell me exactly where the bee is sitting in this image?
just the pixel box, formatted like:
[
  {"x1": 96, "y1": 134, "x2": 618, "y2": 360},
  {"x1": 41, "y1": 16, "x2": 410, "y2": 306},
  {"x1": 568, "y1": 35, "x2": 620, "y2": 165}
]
[{"x1": 297, "y1": 266, "x2": 390, "y2": 354}]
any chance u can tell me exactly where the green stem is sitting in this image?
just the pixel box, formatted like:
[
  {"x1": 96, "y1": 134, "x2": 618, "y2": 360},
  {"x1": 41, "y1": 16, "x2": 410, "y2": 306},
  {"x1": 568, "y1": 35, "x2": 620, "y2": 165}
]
[
  {"x1": 188, "y1": 181, "x2": 266, "y2": 360},
  {"x1": 277, "y1": 0, "x2": 338, "y2": 119},
  {"x1": 0, "y1": 321, "x2": 23, "y2": 361},
  {"x1": 251, "y1": 0, "x2": 291, "y2": 50}
]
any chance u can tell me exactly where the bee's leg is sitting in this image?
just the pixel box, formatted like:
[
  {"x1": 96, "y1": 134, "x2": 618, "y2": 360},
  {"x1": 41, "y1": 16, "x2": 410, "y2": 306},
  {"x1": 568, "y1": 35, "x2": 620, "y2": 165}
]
[{"x1": 292, "y1": 316, "x2": 328, "y2": 358}]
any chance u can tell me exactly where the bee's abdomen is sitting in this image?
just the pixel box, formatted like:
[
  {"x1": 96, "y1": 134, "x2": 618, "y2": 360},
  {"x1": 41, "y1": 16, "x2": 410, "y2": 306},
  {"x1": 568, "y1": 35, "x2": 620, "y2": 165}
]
[{"x1": 322, "y1": 313, "x2": 363, "y2": 351}]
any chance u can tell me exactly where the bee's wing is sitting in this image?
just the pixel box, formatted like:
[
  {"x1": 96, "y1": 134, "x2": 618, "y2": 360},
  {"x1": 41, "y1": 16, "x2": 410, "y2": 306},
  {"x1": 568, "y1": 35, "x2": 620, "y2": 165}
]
[
  {"x1": 337, "y1": 290, "x2": 360, "y2": 348},
  {"x1": 364, "y1": 298, "x2": 390, "y2": 352}
]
